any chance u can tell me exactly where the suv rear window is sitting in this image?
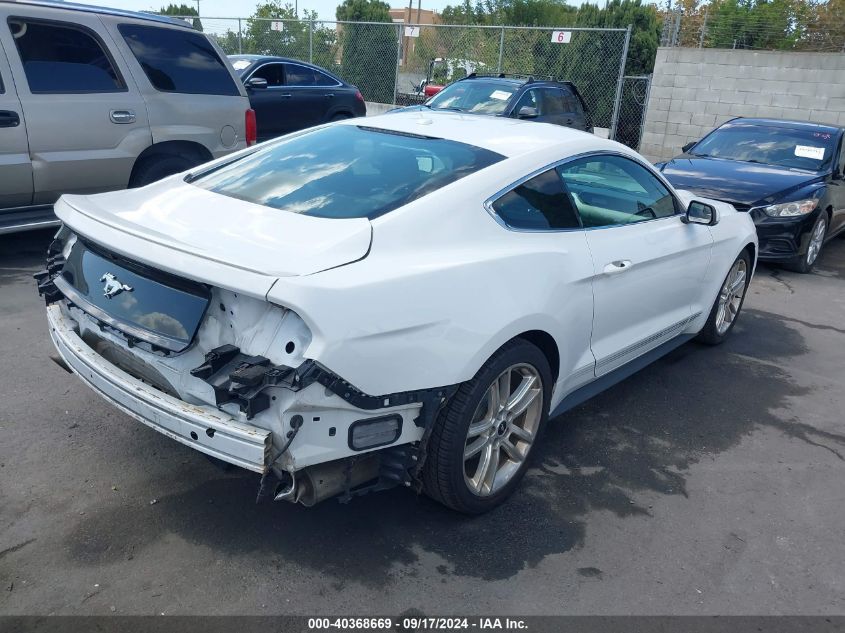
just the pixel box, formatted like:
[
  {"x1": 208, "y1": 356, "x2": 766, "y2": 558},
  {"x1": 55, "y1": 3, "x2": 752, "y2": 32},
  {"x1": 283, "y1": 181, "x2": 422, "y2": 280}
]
[
  {"x1": 8, "y1": 18, "x2": 124, "y2": 93},
  {"x1": 118, "y1": 24, "x2": 238, "y2": 96},
  {"x1": 193, "y1": 125, "x2": 504, "y2": 219}
]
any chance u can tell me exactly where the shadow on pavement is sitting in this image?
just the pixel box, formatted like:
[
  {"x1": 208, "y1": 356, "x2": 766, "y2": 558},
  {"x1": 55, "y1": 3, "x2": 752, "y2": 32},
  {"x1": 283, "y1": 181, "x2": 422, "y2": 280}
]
[{"x1": 63, "y1": 308, "x2": 845, "y2": 584}]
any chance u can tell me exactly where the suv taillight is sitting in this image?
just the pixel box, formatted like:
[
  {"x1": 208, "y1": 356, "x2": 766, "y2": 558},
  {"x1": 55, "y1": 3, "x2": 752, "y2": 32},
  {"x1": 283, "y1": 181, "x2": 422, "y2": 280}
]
[
  {"x1": 245, "y1": 109, "x2": 257, "y2": 146},
  {"x1": 355, "y1": 90, "x2": 364, "y2": 102}
]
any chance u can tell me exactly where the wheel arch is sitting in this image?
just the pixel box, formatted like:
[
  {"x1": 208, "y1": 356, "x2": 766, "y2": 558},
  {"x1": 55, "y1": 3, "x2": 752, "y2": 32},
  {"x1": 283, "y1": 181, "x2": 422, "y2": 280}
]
[
  {"x1": 514, "y1": 330, "x2": 560, "y2": 383},
  {"x1": 129, "y1": 140, "x2": 213, "y2": 185}
]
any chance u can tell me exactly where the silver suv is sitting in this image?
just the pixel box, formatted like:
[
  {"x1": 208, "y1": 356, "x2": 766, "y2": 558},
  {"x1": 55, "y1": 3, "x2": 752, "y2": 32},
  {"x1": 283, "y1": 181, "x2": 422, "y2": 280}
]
[{"x1": 0, "y1": 0, "x2": 255, "y2": 233}]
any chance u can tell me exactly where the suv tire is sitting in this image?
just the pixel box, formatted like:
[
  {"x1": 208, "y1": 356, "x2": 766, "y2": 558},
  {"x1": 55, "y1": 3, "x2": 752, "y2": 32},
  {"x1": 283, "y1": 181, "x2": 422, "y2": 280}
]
[{"x1": 130, "y1": 155, "x2": 196, "y2": 188}]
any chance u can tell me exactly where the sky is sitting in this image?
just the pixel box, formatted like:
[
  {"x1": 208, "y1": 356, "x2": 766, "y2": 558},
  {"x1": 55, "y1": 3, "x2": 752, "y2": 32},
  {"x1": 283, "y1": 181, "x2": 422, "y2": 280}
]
[{"x1": 78, "y1": 0, "x2": 454, "y2": 23}]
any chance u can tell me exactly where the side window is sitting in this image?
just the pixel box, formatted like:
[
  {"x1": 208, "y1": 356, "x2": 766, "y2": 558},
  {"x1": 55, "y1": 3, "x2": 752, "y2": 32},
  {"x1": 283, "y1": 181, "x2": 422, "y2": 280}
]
[
  {"x1": 313, "y1": 70, "x2": 337, "y2": 86},
  {"x1": 491, "y1": 169, "x2": 581, "y2": 231},
  {"x1": 558, "y1": 155, "x2": 678, "y2": 228},
  {"x1": 250, "y1": 63, "x2": 284, "y2": 87},
  {"x1": 285, "y1": 64, "x2": 319, "y2": 86},
  {"x1": 559, "y1": 86, "x2": 580, "y2": 113},
  {"x1": 540, "y1": 88, "x2": 566, "y2": 115},
  {"x1": 512, "y1": 89, "x2": 537, "y2": 115},
  {"x1": 119, "y1": 24, "x2": 238, "y2": 96},
  {"x1": 8, "y1": 18, "x2": 124, "y2": 93}
]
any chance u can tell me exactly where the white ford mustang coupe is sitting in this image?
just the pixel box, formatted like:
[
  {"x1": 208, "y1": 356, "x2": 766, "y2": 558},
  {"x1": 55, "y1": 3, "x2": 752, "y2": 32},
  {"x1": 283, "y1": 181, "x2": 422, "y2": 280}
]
[{"x1": 37, "y1": 112, "x2": 757, "y2": 513}]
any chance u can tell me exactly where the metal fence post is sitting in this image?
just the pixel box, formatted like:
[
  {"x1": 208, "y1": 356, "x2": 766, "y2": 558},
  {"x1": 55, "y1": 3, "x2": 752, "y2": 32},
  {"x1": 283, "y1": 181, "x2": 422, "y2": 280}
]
[
  {"x1": 237, "y1": 17, "x2": 242, "y2": 54},
  {"x1": 699, "y1": 9, "x2": 708, "y2": 48},
  {"x1": 609, "y1": 24, "x2": 631, "y2": 141},
  {"x1": 309, "y1": 19, "x2": 313, "y2": 63},
  {"x1": 497, "y1": 27, "x2": 505, "y2": 73},
  {"x1": 393, "y1": 23, "x2": 402, "y2": 106}
]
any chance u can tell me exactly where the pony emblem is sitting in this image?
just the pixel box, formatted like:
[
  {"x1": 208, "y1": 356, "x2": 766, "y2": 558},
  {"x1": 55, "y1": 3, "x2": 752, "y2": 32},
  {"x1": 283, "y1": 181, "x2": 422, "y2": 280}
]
[{"x1": 100, "y1": 273, "x2": 133, "y2": 299}]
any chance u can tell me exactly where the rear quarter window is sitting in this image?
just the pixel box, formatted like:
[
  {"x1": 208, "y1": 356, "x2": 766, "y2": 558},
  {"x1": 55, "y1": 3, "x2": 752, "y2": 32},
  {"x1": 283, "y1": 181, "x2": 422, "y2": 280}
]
[{"x1": 118, "y1": 24, "x2": 238, "y2": 96}]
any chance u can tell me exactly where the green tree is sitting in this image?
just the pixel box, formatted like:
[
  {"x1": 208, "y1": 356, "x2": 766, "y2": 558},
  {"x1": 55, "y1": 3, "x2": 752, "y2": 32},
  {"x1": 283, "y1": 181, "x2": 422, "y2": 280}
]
[
  {"x1": 336, "y1": 0, "x2": 396, "y2": 102},
  {"x1": 437, "y1": 0, "x2": 659, "y2": 127},
  {"x1": 159, "y1": 3, "x2": 202, "y2": 31},
  {"x1": 242, "y1": 2, "x2": 338, "y2": 70}
]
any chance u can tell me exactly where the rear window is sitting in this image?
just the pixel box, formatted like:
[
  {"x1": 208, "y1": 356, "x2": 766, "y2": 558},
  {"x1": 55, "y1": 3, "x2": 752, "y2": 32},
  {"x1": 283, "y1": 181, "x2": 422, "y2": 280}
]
[
  {"x1": 193, "y1": 125, "x2": 504, "y2": 219},
  {"x1": 118, "y1": 24, "x2": 238, "y2": 96}
]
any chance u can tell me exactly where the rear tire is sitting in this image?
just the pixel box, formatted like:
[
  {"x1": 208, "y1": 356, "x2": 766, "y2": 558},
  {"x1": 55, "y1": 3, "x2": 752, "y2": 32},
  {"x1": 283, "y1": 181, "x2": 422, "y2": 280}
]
[
  {"x1": 329, "y1": 112, "x2": 352, "y2": 122},
  {"x1": 422, "y1": 339, "x2": 551, "y2": 514},
  {"x1": 697, "y1": 250, "x2": 751, "y2": 345},
  {"x1": 130, "y1": 155, "x2": 196, "y2": 188}
]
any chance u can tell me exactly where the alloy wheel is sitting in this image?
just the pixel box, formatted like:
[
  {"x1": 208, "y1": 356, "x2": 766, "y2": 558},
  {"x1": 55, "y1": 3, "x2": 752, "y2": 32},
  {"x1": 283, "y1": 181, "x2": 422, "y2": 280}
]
[
  {"x1": 715, "y1": 258, "x2": 748, "y2": 335},
  {"x1": 807, "y1": 216, "x2": 826, "y2": 266},
  {"x1": 463, "y1": 363, "x2": 543, "y2": 497}
]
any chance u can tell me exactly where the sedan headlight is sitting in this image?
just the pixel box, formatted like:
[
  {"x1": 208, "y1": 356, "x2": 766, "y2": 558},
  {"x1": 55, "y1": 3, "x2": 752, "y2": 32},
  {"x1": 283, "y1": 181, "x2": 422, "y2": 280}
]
[{"x1": 762, "y1": 198, "x2": 819, "y2": 217}]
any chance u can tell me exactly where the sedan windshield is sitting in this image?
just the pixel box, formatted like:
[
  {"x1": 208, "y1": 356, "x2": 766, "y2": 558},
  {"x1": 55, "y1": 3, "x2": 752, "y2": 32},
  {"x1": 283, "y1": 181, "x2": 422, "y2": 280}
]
[
  {"x1": 426, "y1": 80, "x2": 517, "y2": 115},
  {"x1": 690, "y1": 122, "x2": 837, "y2": 171},
  {"x1": 192, "y1": 125, "x2": 503, "y2": 219}
]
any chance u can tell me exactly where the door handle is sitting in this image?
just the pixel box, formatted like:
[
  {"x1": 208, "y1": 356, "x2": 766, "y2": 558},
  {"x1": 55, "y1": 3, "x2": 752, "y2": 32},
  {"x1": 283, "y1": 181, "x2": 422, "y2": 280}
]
[
  {"x1": 279, "y1": 93, "x2": 292, "y2": 98},
  {"x1": 324, "y1": 93, "x2": 335, "y2": 98},
  {"x1": 603, "y1": 260, "x2": 632, "y2": 275},
  {"x1": 0, "y1": 110, "x2": 20, "y2": 128},
  {"x1": 110, "y1": 110, "x2": 136, "y2": 124}
]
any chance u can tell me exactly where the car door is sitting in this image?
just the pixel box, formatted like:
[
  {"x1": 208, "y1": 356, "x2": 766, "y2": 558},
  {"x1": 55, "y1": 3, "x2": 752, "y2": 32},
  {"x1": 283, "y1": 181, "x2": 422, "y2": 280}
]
[
  {"x1": 244, "y1": 61, "x2": 287, "y2": 141},
  {"x1": 0, "y1": 9, "x2": 151, "y2": 203},
  {"x1": 283, "y1": 62, "x2": 331, "y2": 131},
  {"x1": 558, "y1": 153, "x2": 713, "y2": 377},
  {"x1": 487, "y1": 168, "x2": 597, "y2": 400},
  {"x1": 0, "y1": 35, "x2": 32, "y2": 209}
]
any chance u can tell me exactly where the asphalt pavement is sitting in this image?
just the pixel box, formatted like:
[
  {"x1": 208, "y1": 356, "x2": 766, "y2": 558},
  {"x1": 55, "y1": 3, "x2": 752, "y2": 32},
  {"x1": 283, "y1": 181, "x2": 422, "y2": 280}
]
[{"x1": 1, "y1": 229, "x2": 844, "y2": 615}]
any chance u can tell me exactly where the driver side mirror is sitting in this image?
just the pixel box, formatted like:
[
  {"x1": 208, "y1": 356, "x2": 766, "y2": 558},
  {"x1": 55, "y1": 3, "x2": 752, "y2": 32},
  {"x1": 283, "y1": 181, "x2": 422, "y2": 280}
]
[
  {"x1": 517, "y1": 106, "x2": 538, "y2": 119},
  {"x1": 682, "y1": 141, "x2": 697, "y2": 153},
  {"x1": 246, "y1": 77, "x2": 268, "y2": 90},
  {"x1": 683, "y1": 200, "x2": 718, "y2": 226}
]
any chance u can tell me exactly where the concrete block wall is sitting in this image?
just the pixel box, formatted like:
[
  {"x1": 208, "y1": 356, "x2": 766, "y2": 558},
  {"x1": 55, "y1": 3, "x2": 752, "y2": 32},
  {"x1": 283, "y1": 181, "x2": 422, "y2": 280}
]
[{"x1": 640, "y1": 47, "x2": 845, "y2": 162}]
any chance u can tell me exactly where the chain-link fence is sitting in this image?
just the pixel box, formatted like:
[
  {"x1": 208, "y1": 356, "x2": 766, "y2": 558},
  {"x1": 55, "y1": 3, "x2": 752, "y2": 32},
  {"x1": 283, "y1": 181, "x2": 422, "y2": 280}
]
[
  {"x1": 661, "y1": 7, "x2": 845, "y2": 52},
  {"x1": 186, "y1": 17, "x2": 635, "y2": 137},
  {"x1": 613, "y1": 75, "x2": 651, "y2": 151}
]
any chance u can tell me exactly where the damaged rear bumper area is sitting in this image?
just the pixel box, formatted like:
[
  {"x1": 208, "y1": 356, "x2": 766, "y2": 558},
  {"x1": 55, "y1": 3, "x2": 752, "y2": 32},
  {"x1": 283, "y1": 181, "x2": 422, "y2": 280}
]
[
  {"x1": 47, "y1": 303, "x2": 272, "y2": 472},
  {"x1": 38, "y1": 232, "x2": 457, "y2": 505}
]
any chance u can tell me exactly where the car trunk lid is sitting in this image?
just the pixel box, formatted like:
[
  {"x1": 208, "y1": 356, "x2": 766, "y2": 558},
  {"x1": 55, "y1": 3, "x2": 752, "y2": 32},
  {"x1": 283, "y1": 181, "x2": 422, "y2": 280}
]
[{"x1": 56, "y1": 177, "x2": 373, "y2": 284}]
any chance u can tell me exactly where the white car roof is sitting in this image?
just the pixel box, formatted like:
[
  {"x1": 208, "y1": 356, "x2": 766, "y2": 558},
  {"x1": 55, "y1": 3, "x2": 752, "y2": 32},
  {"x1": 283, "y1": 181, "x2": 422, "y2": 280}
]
[{"x1": 348, "y1": 110, "x2": 623, "y2": 159}]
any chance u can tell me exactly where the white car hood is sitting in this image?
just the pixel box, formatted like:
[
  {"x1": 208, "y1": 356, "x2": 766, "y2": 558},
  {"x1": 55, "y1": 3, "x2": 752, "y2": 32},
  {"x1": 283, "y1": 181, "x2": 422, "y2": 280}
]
[{"x1": 55, "y1": 177, "x2": 373, "y2": 296}]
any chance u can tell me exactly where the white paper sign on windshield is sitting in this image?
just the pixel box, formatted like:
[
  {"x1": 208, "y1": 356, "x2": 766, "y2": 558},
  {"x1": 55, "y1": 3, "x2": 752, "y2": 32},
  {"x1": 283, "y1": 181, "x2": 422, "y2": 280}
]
[
  {"x1": 490, "y1": 90, "x2": 511, "y2": 101},
  {"x1": 795, "y1": 145, "x2": 825, "y2": 160}
]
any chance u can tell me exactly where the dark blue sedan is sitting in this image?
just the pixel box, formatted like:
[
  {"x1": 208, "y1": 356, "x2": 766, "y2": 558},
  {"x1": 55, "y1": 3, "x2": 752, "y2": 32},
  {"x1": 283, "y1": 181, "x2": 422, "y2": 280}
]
[
  {"x1": 229, "y1": 55, "x2": 366, "y2": 142},
  {"x1": 657, "y1": 118, "x2": 845, "y2": 273}
]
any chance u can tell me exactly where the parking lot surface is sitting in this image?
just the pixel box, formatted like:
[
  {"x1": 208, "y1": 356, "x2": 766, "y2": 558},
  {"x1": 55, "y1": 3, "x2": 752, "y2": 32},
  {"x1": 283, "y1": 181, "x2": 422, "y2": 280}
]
[{"x1": 1, "y1": 229, "x2": 844, "y2": 615}]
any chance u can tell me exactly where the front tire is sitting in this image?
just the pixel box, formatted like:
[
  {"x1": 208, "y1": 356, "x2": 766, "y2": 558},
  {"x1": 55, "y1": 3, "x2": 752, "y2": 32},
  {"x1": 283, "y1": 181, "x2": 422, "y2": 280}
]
[
  {"x1": 697, "y1": 250, "x2": 751, "y2": 345},
  {"x1": 422, "y1": 339, "x2": 551, "y2": 514},
  {"x1": 785, "y1": 213, "x2": 827, "y2": 274}
]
